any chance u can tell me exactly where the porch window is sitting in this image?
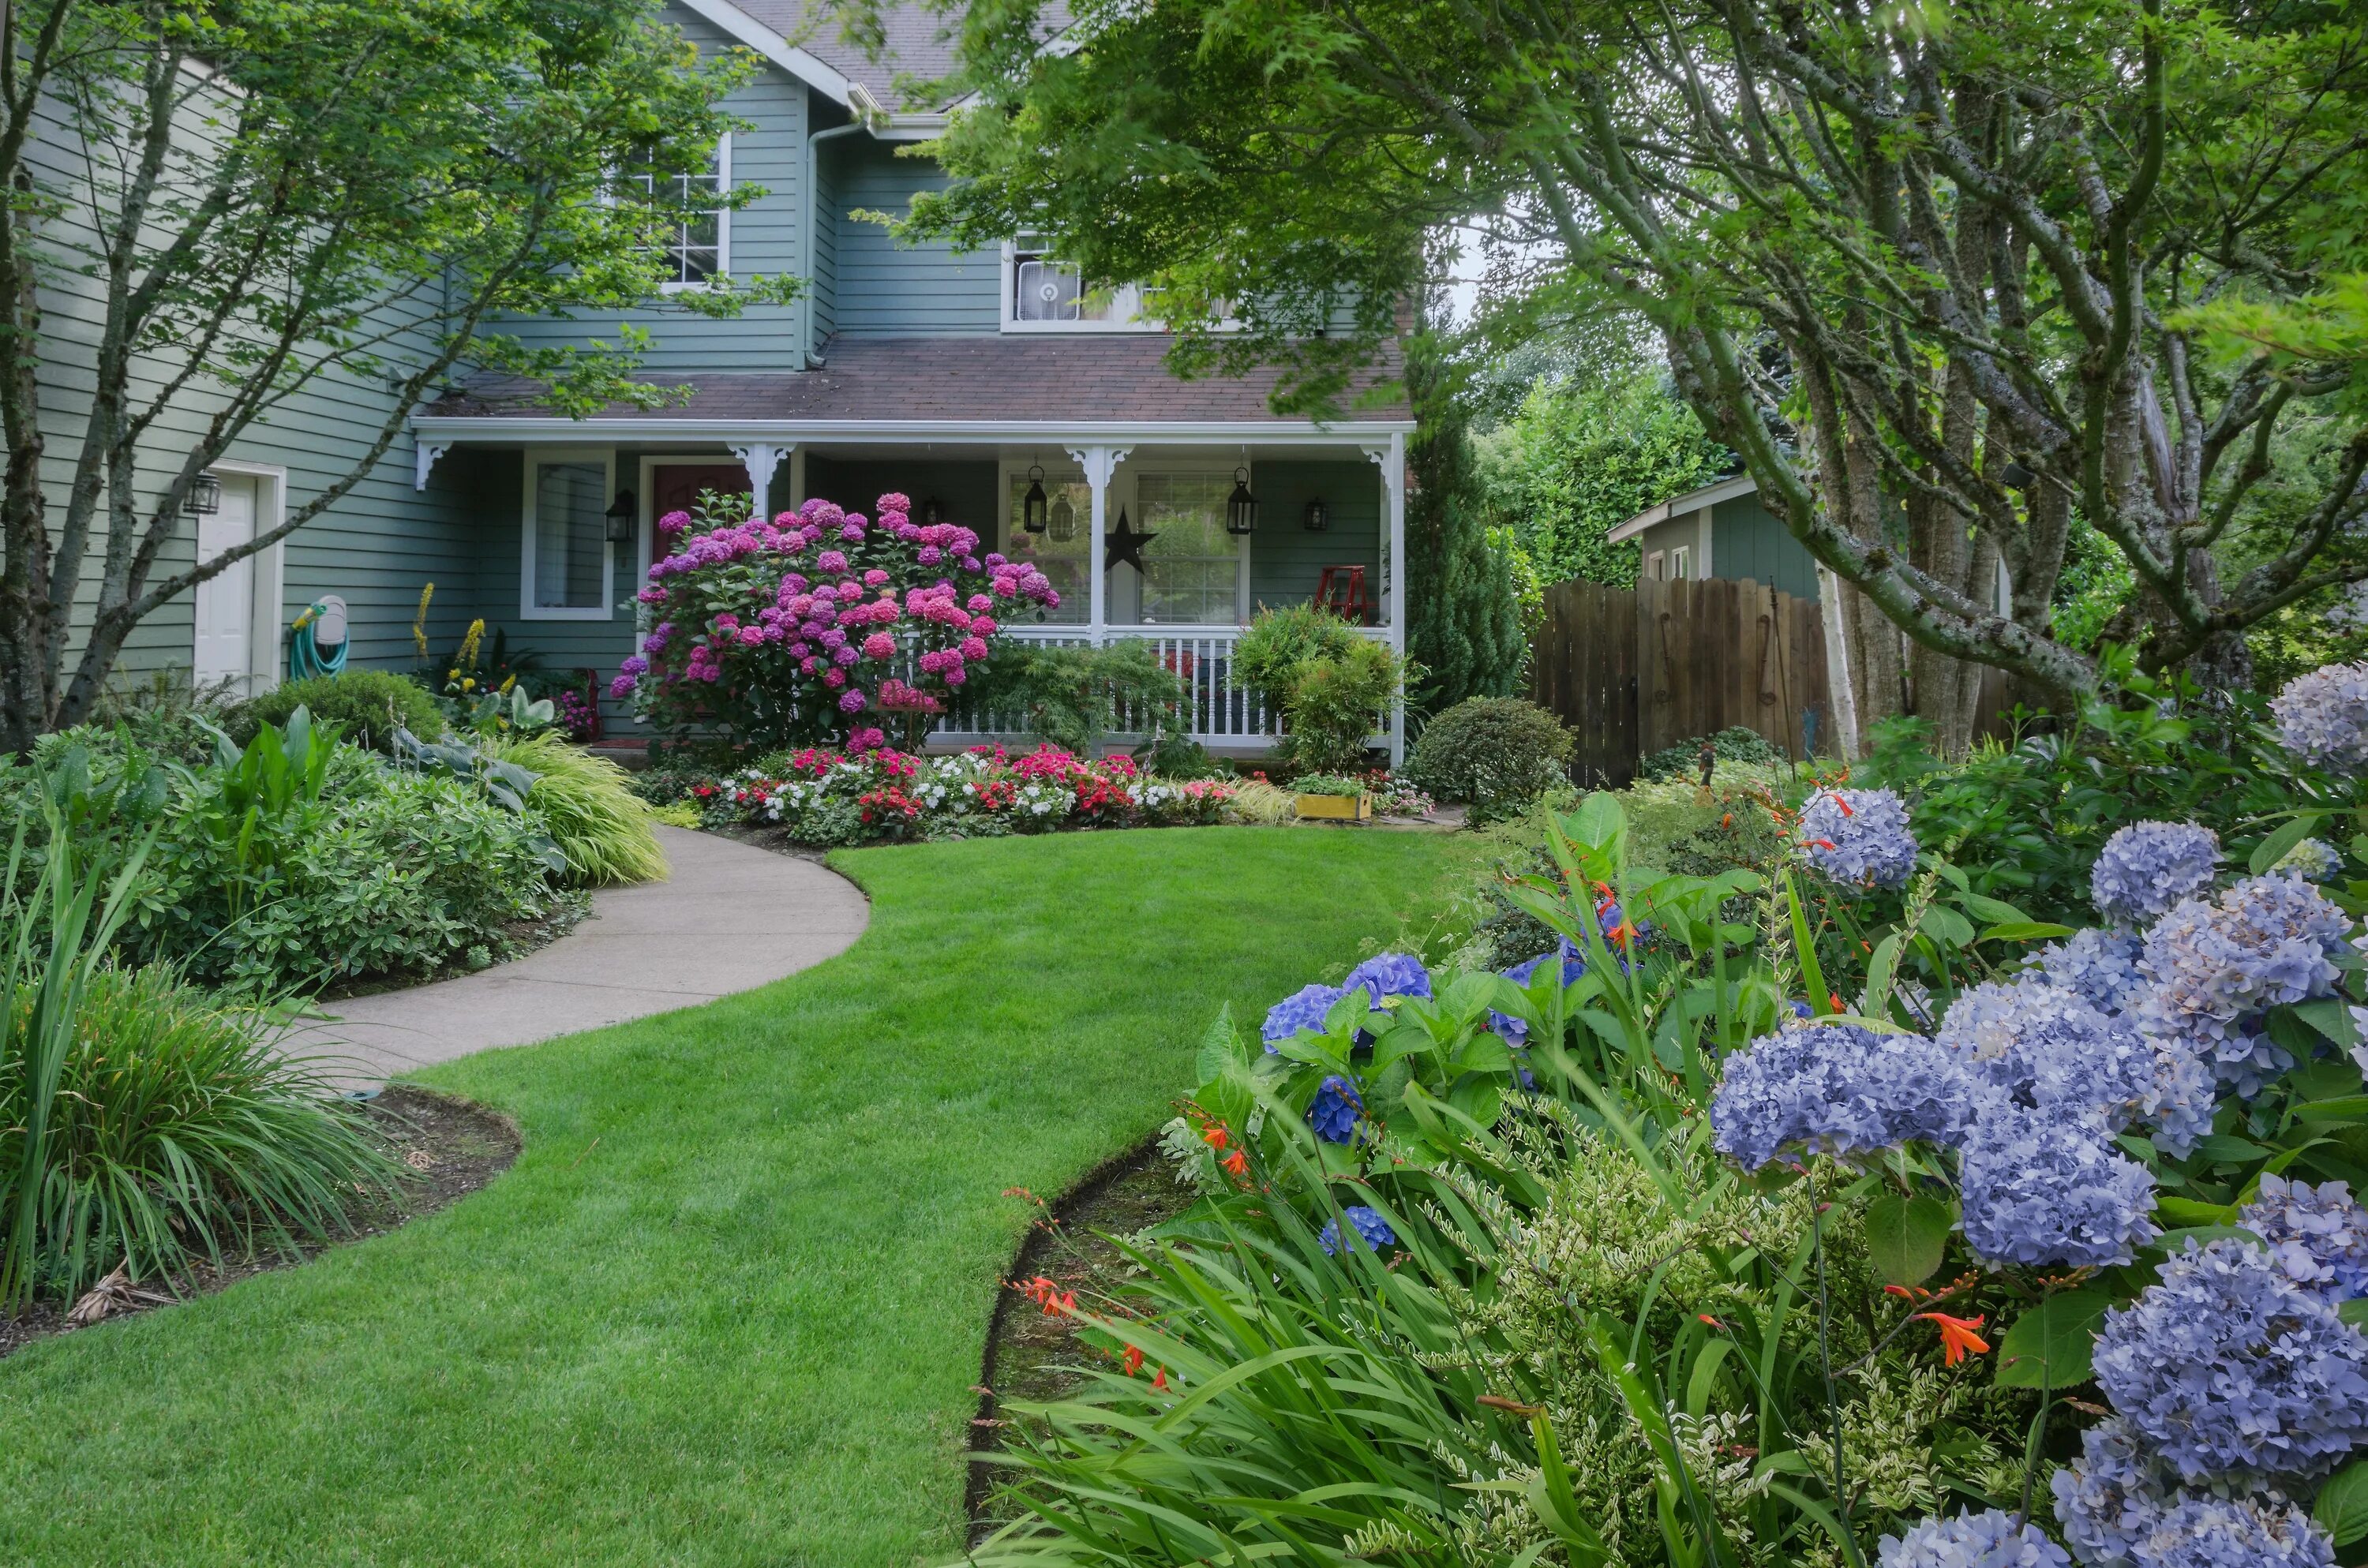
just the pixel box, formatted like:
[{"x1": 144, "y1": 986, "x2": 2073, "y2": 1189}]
[
  {"x1": 1134, "y1": 472, "x2": 1244, "y2": 625},
  {"x1": 523, "y1": 455, "x2": 612, "y2": 619},
  {"x1": 616, "y1": 135, "x2": 729, "y2": 288},
  {"x1": 1003, "y1": 470, "x2": 1089, "y2": 623}
]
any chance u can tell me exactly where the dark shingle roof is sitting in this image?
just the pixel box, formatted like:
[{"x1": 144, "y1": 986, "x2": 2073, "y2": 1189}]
[
  {"x1": 722, "y1": 0, "x2": 1055, "y2": 110},
  {"x1": 428, "y1": 335, "x2": 1410, "y2": 425}
]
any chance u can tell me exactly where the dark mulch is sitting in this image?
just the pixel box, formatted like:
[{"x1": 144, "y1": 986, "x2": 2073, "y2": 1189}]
[
  {"x1": 967, "y1": 1137, "x2": 1197, "y2": 1535},
  {"x1": 0, "y1": 1083, "x2": 519, "y2": 1360}
]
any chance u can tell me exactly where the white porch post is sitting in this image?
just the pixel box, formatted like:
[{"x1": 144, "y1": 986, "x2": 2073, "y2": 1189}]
[
  {"x1": 1069, "y1": 445, "x2": 1130, "y2": 646},
  {"x1": 729, "y1": 442, "x2": 792, "y2": 515},
  {"x1": 1369, "y1": 437, "x2": 1408, "y2": 766}
]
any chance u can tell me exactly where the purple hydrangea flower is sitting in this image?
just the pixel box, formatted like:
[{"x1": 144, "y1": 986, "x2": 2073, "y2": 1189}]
[
  {"x1": 1936, "y1": 981, "x2": 2156, "y2": 1127},
  {"x1": 1261, "y1": 983, "x2": 1346, "y2": 1052},
  {"x1": 2031, "y1": 928, "x2": 2149, "y2": 1016},
  {"x1": 1875, "y1": 1510, "x2": 2070, "y2": 1568},
  {"x1": 2271, "y1": 659, "x2": 2368, "y2": 776},
  {"x1": 1710, "y1": 1023, "x2": 1988, "y2": 1169},
  {"x1": 1307, "y1": 1076, "x2": 1362, "y2": 1143},
  {"x1": 1797, "y1": 788, "x2": 1920, "y2": 889},
  {"x1": 1317, "y1": 1205, "x2": 1396, "y2": 1256},
  {"x1": 1958, "y1": 1102, "x2": 2160, "y2": 1270},
  {"x1": 2242, "y1": 1174, "x2": 2368, "y2": 1303},
  {"x1": 2091, "y1": 822, "x2": 2221, "y2": 926},
  {"x1": 2138, "y1": 875, "x2": 2351, "y2": 1094},
  {"x1": 2051, "y1": 1421, "x2": 2336, "y2": 1568},
  {"x1": 2093, "y1": 1237, "x2": 2368, "y2": 1485},
  {"x1": 1343, "y1": 952, "x2": 1433, "y2": 1007}
]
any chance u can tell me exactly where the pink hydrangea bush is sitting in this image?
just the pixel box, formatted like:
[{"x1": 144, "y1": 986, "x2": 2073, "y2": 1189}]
[
  {"x1": 721, "y1": 743, "x2": 1232, "y2": 846},
  {"x1": 613, "y1": 490, "x2": 1060, "y2": 747}
]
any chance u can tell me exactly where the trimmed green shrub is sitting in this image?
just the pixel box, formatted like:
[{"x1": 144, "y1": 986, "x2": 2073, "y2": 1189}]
[
  {"x1": 233, "y1": 670, "x2": 444, "y2": 754},
  {"x1": 485, "y1": 732, "x2": 669, "y2": 886},
  {"x1": 1277, "y1": 638, "x2": 1407, "y2": 775},
  {"x1": 1403, "y1": 695, "x2": 1572, "y2": 821},
  {"x1": 1638, "y1": 723, "x2": 1785, "y2": 781},
  {"x1": 972, "y1": 639, "x2": 1187, "y2": 753},
  {"x1": 1230, "y1": 603, "x2": 1362, "y2": 714}
]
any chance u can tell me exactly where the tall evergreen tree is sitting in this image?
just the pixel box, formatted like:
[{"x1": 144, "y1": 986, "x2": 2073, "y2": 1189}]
[{"x1": 1405, "y1": 331, "x2": 1525, "y2": 721}]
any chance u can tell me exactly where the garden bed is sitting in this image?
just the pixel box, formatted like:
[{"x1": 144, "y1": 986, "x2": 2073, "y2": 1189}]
[
  {"x1": 968, "y1": 1137, "x2": 1193, "y2": 1536},
  {"x1": 0, "y1": 1085, "x2": 519, "y2": 1360}
]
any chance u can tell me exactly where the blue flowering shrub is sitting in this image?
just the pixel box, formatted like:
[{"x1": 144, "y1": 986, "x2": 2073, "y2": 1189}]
[{"x1": 964, "y1": 700, "x2": 2368, "y2": 1568}]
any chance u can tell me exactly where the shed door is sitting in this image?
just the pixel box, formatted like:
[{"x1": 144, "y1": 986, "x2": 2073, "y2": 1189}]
[{"x1": 192, "y1": 475, "x2": 259, "y2": 690}]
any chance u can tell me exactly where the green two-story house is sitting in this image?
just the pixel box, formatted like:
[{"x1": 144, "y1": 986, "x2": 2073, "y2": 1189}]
[{"x1": 106, "y1": 0, "x2": 1414, "y2": 755}]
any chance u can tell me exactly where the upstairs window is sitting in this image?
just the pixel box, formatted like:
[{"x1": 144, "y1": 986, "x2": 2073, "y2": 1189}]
[
  {"x1": 1003, "y1": 241, "x2": 1151, "y2": 331},
  {"x1": 616, "y1": 135, "x2": 730, "y2": 289}
]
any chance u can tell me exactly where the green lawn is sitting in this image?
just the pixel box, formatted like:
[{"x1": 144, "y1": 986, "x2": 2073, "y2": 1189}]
[{"x1": 0, "y1": 827, "x2": 1468, "y2": 1566}]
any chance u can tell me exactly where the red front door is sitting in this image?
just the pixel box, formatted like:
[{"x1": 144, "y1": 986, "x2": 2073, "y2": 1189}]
[{"x1": 648, "y1": 463, "x2": 755, "y2": 567}]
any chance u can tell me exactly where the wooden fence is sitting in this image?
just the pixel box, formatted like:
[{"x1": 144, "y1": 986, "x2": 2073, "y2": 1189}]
[{"x1": 1529, "y1": 576, "x2": 1835, "y2": 788}]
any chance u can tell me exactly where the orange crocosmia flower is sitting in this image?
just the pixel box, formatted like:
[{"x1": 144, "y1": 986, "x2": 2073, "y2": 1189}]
[
  {"x1": 1222, "y1": 1149, "x2": 1249, "y2": 1177},
  {"x1": 1808, "y1": 837, "x2": 1838, "y2": 851},
  {"x1": 1832, "y1": 795, "x2": 1855, "y2": 818},
  {"x1": 1123, "y1": 1345, "x2": 1144, "y2": 1375},
  {"x1": 1829, "y1": 992, "x2": 1845, "y2": 1013},
  {"x1": 1697, "y1": 1314, "x2": 1725, "y2": 1329},
  {"x1": 1917, "y1": 1312, "x2": 1990, "y2": 1366},
  {"x1": 1720, "y1": 813, "x2": 1733, "y2": 828},
  {"x1": 1151, "y1": 1365, "x2": 1169, "y2": 1391},
  {"x1": 1201, "y1": 1123, "x2": 1229, "y2": 1151}
]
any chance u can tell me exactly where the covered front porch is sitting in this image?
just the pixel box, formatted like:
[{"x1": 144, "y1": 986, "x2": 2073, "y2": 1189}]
[{"x1": 409, "y1": 414, "x2": 1414, "y2": 758}]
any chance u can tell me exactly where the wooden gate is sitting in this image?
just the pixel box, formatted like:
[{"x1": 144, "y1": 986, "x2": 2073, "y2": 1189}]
[{"x1": 1528, "y1": 576, "x2": 1834, "y2": 787}]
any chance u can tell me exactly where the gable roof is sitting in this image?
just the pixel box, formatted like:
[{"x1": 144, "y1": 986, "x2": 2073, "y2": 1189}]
[
  {"x1": 683, "y1": 0, "x2": 1047, "y2": 114},
  {"x1": 1606, "y1": 473, "x2": 1759, "y2": 544}
]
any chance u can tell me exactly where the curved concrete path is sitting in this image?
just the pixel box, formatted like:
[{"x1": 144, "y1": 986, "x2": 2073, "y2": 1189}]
[{"x1": 295, "y1": 826, "x2": 868, "y2": 1085}]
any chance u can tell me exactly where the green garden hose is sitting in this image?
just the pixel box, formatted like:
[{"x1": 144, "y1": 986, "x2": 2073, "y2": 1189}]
[{"x1": 287, "y1": 595, "x2": 350, "y2": 682}]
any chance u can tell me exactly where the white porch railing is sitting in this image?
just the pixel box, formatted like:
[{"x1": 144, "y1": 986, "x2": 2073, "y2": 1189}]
[{"x1": 941, "y1": 622, "x2": 1400, "y2": 751}]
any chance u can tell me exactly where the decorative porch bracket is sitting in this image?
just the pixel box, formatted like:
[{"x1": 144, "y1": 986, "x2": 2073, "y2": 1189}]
[
  {"x1": 414, "y1": 440, "x2": 451, "y2": 492},
  {"x1": 1066, "y1": 445, "x2": 1131, "y2": 640},
  {"x1": 729, "y1": 442, "x2": 793, "y2": 510}
]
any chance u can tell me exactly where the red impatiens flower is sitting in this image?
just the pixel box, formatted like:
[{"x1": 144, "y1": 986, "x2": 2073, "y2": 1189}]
[{"x1": 1917, "y1": 1312, "x2": 1991, "y2": 1366}]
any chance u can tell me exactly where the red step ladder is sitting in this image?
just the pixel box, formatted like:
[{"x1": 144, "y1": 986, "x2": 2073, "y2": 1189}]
[{"x1": 1314, "y1": 565, "x2": 1369, "y2": 623}]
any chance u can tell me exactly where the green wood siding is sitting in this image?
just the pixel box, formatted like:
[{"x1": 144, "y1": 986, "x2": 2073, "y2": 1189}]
[
  {"x1": 1710, "y1": 492, "x2": 1821, "y2": 601},
  {"x1": 1246, "y1": 461, "x2": 1380, "y2": 616},
  {"x1": 827, "y1": 137, "x2": 1001, "y2": 336}
]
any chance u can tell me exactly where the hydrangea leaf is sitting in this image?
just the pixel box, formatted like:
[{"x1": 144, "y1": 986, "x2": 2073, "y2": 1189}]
[
  {"x1": 2314, "y1": 1456, "x2": 2368, "y2": 1545},
  {"x1": 2295, "y1": 999, "x2": 2359, "y2": 1045},
  {"x1": 1864, "y1": 1191, "x2": 1955, "y2": 1285},
  {"x1": 1917, "y1": 905, "x2": 1978, "y2": 948},
  {"x1": 1976, "y1": 921, "x2": 2078, "y2": 944},
  {"x1": 2341, "y1": 1299, "x2": 2368, "y2": 1330},
  {"x1": 1995, "y1": 1289, "x2": 2112, "y2": 1390}
]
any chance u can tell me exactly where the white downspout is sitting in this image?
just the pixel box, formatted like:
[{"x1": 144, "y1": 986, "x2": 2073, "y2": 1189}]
[{"x1": 801, "y1": 119, "x2": 868, "y2": 368}]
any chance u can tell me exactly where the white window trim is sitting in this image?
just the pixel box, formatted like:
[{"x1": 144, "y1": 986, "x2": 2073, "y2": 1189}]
[
  {"x1": 1122, "y1": 461, "x2": 1252, "y2": 627},
  {"x1": 1669, "y1": 544, "x2": 1691, "y2": 580},
  {"x1": 520, "y1": 447, "x2": 616, "y2": 621},
  {"x1": 193, "y1": 458, "x2": 288, "y2": 694},
  {"x1": 639, "y1": 133, "x2": 730, "y2": 294},
  {"x1": 1646, "y1": 549, "x2": 1666, "y2": 581},
  {"x1": 999, "y1": 241, "x2": 1161, "y2": 335}
]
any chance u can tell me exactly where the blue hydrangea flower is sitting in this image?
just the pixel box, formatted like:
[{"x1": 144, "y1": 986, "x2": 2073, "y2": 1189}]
[
  {"x1": 2272, "y1": 837, "x2": 2343, "y2": 883},
  {"x1": 1343, "y1": 952, "x2": 1433, "y2": 1007},
  {"x1": 2138, "y1": 875, "x2": 2351, "y2": 1094},
  {"x1": 1263, "y1": 983, "x2": 1345, "y2": 1053},
  {"x1": 2092, "y1": 1237, "x2": 2368, "y2": 1485},
  {"x1": 1798, "y1": 788, "x2": 1920, "y2": 889},
  {"x1": 1317, "y1": 1204, "x2": 1396, "y2": 1256},
  {"x1": 1877, "y1": 1509, "x2": 2070, "y2": 1568},
  {"x1": 2052, "y1": 1419, "x2": 2169, "y2": 1566},
  {"x1": 1958, "y1": 1102, "x2": 2160, "y2": 1270},
  {"x1": 1306, "y1": 1075, "x2": 1362, "y2": 1144},
  {"x1": 2271, "y1": 659, "x2": 2368, "y2": 777},
  {"x1": 2126, "y1": 1493, "x2": 2336, "y2": 1568},
  {"x1": 2031, "y1": 928, "x2": 2149, "y2": 1016},
  {"x1": 1489, "y1": 941, "x2": 1591, "y2": 1044},
  {"x1": 2091, "y1": 821, "x2": 2221, "y2": 926},
  {"x1": 2242, "y1": 1174, "x2": 2368, "y2": 1303},
  {"x1": 1710, "y1": 1023, "x2": 1988, "y2": 1170},
  {"x1": 1936, "y1": 981, "x2": 2156, "y2": 1128},
  {"x1": 2137, "y1": 1041, "x2": 2219, "y2": 1162}
]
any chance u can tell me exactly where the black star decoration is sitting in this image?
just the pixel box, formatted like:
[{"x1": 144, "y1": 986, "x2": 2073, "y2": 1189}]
[{"x1": 1103, "y1": 507, "x2": 1159, "y2": 574}]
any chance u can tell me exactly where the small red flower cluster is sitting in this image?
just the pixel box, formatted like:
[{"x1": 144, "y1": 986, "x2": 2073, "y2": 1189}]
[{"x1": 856, "y1": 785, "x2": 923, "y2": 824}]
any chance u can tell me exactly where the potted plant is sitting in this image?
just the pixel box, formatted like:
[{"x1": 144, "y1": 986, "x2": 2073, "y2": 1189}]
[{"x1": 1287, "y1": 773, "x2": 1372, "y2": 822}]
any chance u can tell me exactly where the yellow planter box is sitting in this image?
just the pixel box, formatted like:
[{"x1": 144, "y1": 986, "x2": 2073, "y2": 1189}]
[{"x1": 1294, "y1": 791, "x2": 1373, "y2": 822}]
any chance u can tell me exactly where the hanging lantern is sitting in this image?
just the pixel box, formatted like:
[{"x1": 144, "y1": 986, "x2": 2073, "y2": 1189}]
[
  {"x1": 603, "y1": 488, "x2": 638, "y2": 543},
  {"x1": 1047, "y1": 494, "x2": 1077, "y2": 542},
  {"x1": 1021, "y1": 466, "x2": 1049, "y2": 534},
  {"x1": 182, "y1": 472, "x2": 223, "y2": 518},
  {"x1": 1224, "y1": 466, "x2": 1258, "y2": 536},
  {"x1": 920, "y1": 495, "x2": 945, "y2": 524},
  {"x1": 1302, "y1": 496, "x2": 1330, "y2": 533}
]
